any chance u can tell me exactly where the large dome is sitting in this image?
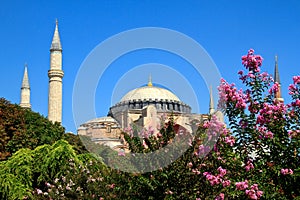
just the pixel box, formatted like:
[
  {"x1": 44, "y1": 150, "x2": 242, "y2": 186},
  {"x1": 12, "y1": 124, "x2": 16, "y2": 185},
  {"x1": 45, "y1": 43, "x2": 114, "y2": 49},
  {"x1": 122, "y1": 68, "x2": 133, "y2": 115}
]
[{"x1": 120, "y1": 85, "x2": 180, "y2": 102}]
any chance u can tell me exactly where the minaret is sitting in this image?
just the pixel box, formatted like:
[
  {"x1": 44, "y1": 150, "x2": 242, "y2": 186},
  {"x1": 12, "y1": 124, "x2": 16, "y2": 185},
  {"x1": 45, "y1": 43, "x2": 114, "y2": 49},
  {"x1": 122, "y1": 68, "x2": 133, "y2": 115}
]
[
  {"x1": 274, "y1": 55, "x2": 284, "y2": 102},
  {"x1": 20, "y1": 64, "x2": 31, "y2": 108},
  {"x1": 48, "y1": 19, "x2": 64, "y2": 123},
  {"x1": 209, "y1": 85, "x2": 215, "y2": 114}
]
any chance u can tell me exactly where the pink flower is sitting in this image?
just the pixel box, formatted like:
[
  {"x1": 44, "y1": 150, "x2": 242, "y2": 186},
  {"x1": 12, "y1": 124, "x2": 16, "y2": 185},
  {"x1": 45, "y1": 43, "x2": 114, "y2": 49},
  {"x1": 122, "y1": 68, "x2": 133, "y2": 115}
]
[
  {"x1": 245, "y1": 160, "x2": 254, "y2": 172},
  {"x1": 203, "y1": 172, "x2": 210, "y2": 176},
  {"x1": 269, "y1": 82, "x2": 279, "y2": 95},
  {"x1": 293, "y1": 76, "x2": 300, "y2": 85},
  {"x1": 218, "y1": 79, "x2": 247, "y2": 110},
  {"x1": 281, "y1": 168, "x2": 293, "y2": 175},
  {"x1": 291, "y1": 99, "x2": 300, "y2": 107},
  {"x1": 224, "y1": 136, "x2": 235, "y2": 146},
  {"x1": 217, "y1": 166, "x2": 227, "y2": 177},
  {"x1": 222, "y1": 180, "x2": 231, "y2": 187},
  {"x1": 288, "y1": 84, "x2": 299, "y2": 95},
  {"x1": 256, "y1": 190, "x2": 263, "y2": 198},
  {"x1": 245, "y1": 184, "x2": 263, "y2": 199},
  {"x1": 241, "y1": 49, "x2": 263, "y2": 71},
  {"x1": 246, "y1": 189, "x2": 258, "y2": 200},
  {"x1": 192, "y1": 168, "x2": 201, "y2": 175},
  {"x1": 265, "y1": 131, "x2": 273, "y2": 139},
  {"x1": 187, "y1": 162, "x2": 193, "y2": 168},
  {"x1": 204, "y1": 173, "x2": 219, "y2": 186},
  {"x1": 235, "y1": 180, "x2": 248, "y2": 190},
  {"x1": 257, "y1": 102, "x2": 286, "y2": 125},
  {"x1": 281, "y1": 168, "x2": 288, "y2": 175},
  {"x1": 109, "y1": 183, "x2": 115, "y2": 189},
  {"x1": 215, "y1": 193, "x2": 224, "y2": 200}
]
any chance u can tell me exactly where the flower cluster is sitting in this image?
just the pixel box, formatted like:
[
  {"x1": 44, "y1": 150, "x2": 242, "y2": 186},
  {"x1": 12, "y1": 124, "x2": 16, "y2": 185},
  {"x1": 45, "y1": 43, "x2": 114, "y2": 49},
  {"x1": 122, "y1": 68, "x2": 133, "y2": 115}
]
[
  {"x1": 203, "y1": 167, "x2": 230, "y2": 188},
  {"x1": 203, "y1": 115, "x2": 228, "y2": 136},
  {"x1": 245, "y1": 184, "x2": 263, "y2": 200},
  {"x1": 215, "y1": 193, "x2": 225, "y2": 200},
  {"x1": 218, "y1": 78, "x2": 247, "y2": 110},
  {"x1": 290, "y1": 99, "x2": 300, "y2": 108},
  {"x1": 288, "y1": 76, "x2": 300, "y2": 100},
  {"x1": 235, "y1": 180, "x2": 249, "y2": 190},
  {"x1": 245, "y1": 160, "x2": 254, "y2": 172},
  {"x1": 257, "y1": 102, "x2": 286, "y2": 125},
  {"x1": 293, "y1": 76, "x2": 300, "y2": 85},
  {"x1": 257, "y1": 126, "x2": 274, "y2": 139},
  {"x1": 280, "y1": 168, "x2": 293, "y2": 175},
  {"x1": 241, "y1": 49, "x2": 263, "y2": 72},
  {"x1": 224, "y1": 136, "x2": 235, "y2": 146},
  {"x1": 268, "y1": 82, "x2": 280, "y2": 95}
]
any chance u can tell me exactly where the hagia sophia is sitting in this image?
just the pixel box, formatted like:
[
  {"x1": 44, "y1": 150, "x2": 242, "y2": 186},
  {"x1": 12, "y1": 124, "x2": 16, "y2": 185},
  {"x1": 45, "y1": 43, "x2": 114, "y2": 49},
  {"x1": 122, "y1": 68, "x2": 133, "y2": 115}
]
[{"x1": 19, "y1": 21, "x2": 282, "y2": 151}]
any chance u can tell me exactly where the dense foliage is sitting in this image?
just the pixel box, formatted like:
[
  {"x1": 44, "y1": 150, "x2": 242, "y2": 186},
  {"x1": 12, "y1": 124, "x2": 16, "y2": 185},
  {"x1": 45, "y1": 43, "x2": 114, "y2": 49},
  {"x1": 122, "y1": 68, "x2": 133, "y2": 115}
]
[
  {"x1": 0, "y1": 98, "x2": 65, "y2": 160},
  {"x1": 0, "y1": 140, "x2": 116, "y2": 199}
]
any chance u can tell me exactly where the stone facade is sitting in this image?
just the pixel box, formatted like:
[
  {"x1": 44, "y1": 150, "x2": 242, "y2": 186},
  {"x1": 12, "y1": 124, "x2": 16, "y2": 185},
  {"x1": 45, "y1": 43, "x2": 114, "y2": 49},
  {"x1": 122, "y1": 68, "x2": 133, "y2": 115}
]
[{"x1": 77, "y1": 116, "x2": 124, "y2": 150}]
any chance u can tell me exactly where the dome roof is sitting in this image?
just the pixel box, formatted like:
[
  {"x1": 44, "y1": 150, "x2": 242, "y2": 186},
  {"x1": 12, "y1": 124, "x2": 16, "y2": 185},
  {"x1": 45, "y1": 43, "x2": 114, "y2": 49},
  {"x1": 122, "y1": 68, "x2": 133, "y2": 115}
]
[{"x1": 120, "y1": 85, "x2": 180, "y2": 102}]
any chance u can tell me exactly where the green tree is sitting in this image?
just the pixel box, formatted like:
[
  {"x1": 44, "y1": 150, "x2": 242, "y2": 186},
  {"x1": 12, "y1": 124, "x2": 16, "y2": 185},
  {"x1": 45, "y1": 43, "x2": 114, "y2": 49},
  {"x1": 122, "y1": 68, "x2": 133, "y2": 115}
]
[{"x1": 0, "y1": 98, "x2": 65, "y2": 160}]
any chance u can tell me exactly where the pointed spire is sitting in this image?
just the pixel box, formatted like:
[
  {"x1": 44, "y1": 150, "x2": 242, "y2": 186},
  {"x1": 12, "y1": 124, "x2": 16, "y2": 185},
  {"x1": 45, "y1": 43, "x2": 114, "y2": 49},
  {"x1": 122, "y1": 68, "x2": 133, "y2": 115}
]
[
  {"x1": 274, "y1": 55, "x2": 280, "y2": 84},
  {"x1": 147, "y1": 74, "x2": 153, "y2": 87},
  {"x1": 50, "y1": 19, "x2": 62, "y2": 51},
  {"x1": 273, "y1": 55, "x2": 284, "y2": 102},
  {"x1": 20, "y1": 63, "x2": 31, "y2": 108},
  {"x1": 22, "y1": 63, "x2": 30, "y2": 89},
  {"x1": 209, "y1": 85, "x2": 215, "y2": 114}
]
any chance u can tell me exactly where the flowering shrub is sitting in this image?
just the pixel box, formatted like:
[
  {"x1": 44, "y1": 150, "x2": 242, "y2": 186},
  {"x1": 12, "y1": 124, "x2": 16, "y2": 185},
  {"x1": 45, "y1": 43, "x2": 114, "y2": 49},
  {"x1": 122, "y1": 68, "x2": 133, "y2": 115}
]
[
  {"x1": 203, "y1": 49, "x2": 300, "y2": 199},
  {"x1": 0, "y1": 140, "x2": 118, "y2": 200}
]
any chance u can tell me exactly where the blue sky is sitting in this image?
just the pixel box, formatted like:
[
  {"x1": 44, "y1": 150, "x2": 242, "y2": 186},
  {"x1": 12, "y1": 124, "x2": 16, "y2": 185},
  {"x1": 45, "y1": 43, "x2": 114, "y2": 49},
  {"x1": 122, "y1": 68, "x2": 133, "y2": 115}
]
[{"x1": 1, "y1": 0, "x2": 299, "y2": 133}]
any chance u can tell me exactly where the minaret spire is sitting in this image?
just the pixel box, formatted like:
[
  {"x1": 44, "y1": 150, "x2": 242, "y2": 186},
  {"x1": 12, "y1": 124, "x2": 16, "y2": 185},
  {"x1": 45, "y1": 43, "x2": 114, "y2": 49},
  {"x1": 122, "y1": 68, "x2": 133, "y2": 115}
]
[
  {"x1": 48, "y1": 20, "x2": 64, "y2": 123},
  {"x1": 209, "y1": 85, "x2": 215, "y2": 114},
  {"x1": 50, "y1": 19, "x2": 62, "y2": 51},
  {"x1": 274, "y1": 55, "x2": 283, "y2": 102},
  {"x1": 20, "y1": 63, "x2": 31, "y2": 108},
  {"x1": 147, "y1": 74, "x2": 153, "y2": 87}
]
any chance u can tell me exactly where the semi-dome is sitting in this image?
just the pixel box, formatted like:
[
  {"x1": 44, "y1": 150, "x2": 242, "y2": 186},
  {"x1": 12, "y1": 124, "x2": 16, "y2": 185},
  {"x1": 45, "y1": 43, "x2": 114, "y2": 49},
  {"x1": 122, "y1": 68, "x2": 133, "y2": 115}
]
[{"x1": 120, "y1": 84, "x2": 180, "y2": 102}]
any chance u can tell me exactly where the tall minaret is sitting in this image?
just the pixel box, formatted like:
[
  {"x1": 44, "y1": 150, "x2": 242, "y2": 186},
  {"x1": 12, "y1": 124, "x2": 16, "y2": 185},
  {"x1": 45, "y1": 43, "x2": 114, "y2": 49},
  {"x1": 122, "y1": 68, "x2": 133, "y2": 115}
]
[
  {"x1": 20, "y1": 64, "x2": 31, "y2": 108},
  {"x1": 209, "y1": 85, "x2": 215, "y2": 114},
  {"x1": 274, "y1": 55, "x2": 284, "y2": 102},
  {"x1": 48, "y1": 19, "x2": 64, "y2": 123}
]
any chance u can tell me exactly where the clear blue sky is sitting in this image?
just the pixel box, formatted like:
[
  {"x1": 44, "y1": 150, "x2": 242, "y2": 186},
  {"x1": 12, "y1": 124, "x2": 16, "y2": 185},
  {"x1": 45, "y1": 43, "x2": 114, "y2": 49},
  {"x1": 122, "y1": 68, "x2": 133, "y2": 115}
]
[{"x1": 1, "y1": 0, "x2": 299, "y2": 133}]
